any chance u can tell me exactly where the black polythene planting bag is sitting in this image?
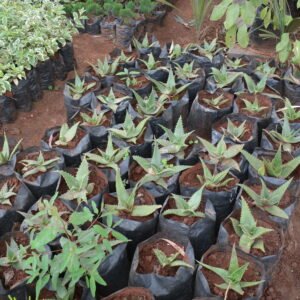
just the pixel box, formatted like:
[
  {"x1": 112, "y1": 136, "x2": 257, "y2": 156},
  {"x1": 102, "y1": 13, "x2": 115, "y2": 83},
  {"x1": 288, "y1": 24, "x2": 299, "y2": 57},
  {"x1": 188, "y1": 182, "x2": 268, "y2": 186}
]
[
  {"x1": 0, "y1": 95, "x2": 17, "y2": 123},
  {"x1": 15, "y1": 146, "x2": 65, "y2": 199},
  {"x1": 128, "y1": 231, "x2": 195, "y2": 300},
  {"x1": 11, "y1": 78, "x2": 33, "y2": 112},
  {"x1": 158, "y1": 196, "x2": 217, "y2": 260},
  {"x1": 59, "y1": 42, "x2": 75, "y2": 72},
  {"x1": 284, "y1": 67, "x2": 300, "y2": 104},
  {"x1": 85, "y1": 16, "x2": 101, "y2": 35},
  {"x1": 36, "y1": 59, "x2": 55, "y2": 90},
  {"x1": 27, "y1": 68, "x2": 43, "y2": 101},
  {"x1": 52, "y1": 53, "x2": 67, "y2": 81},
  {"x1": 115, "y1": 23, "x2": 136, "y2": 48}
]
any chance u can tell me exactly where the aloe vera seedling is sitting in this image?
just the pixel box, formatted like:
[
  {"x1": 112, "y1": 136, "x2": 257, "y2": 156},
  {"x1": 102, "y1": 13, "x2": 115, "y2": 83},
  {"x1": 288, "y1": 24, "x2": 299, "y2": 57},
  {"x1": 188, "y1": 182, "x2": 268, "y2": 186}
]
[
  {"x1": 80, "y1": 109, "x2": 107, "y2": 126},
  {"x1": 117, "y1": 68, "x2": 140, "y2": 87},
  {"x1": 200, "y1": 245, "x2": 264, "y2": 298},
  {"x1": 148, "y1": 68, "x2": 191, "y2": 99},
  {"x1": 175, "y1": 62, "x2": 201, "y2": 80},
  {"x1": 67, "y1": 73, "x2": 96, "y2": 100},
  {"x1": 243, "y1": 74, "x2": 268, "y2": 95},
  {"x1": 20, "y1": 151, "x2": 60, "y2": 178},
  {"x1": 225, "y1": 58, "x2": 247, "y2": 70},
  {"x1": 239, "y1": 178, "x2": 292, "y2": 219},
  {"x1": 186, "y1": 38, "x2": 222, "y2": 61},
  {"x1": 59, "y1": 158, "x2": 94, "y2": 203},
  {"x1": 163, "y1": 186, "x2": 205, "y2": 218},
  {"x1": 118, "y1": 50, "x2": 135, "y2": 64},
  {"x1": 241, "y1": 146, "x2": 300, "y2": 179},
  {"x1": 168, "y1": 42, "x2": 184, "y2": 60},
  {"x1": 89, "y1": 56, "x2": 119, "y2": 77},
  {"x1": 133, "y1": 33, "x2": 159, "y2": 50},
  {"x1": 54, "y1": 122, "x2": 80, "y2": 147},
  {"x1": 199, "y1": 137, "x2": 244, "y2": 171},
  {"x1": 0, "y1": 134, "x2": 22, "y2": 165},
  {"x1": 230, "y1": 198, "x2": 273, "y2": 254},
  {"x1": 157, "y1": 117, "x2": 194, "y2": 159},
  {"x1": 104, "y1": 169, "x2": 161, "y2": 217},
  {"x1": 109, "y1": 112, "x2": 150, "y2": 144},
  {"x1": 153, "y1": 248, "x2": 193, "y2": 269},
  {"x1": 277, "y1": 98, "x2": 300, "y2": 122},
  {"x1": 197, "y1": 160, "x2": 234, "y2": 190},
  {"x1": 202, "y1": 94, "x2": 230, "y2": 109},
  {"x1": 133, "y1": 142, "x2": 190, "y2": 189},
  {"x1": 133, "y1": 89, "x2": 168, "y2": 117},
  {"x1": 139, "y1": 53, "x2": 163, "y2": 71},
  {"x1": 222, "y1": 119, "x2": 248, "y2": 143},
  {"x1": 85, "y1": 134, "x2": 129, "y2": 169},
  {"x1": 97, "y1": 88, "x2": 130, "y2": 113},
  {"x1": 211, "y1": 66, "x2": 242, "y2": 89},
  {"x1": 264, "y1": 116, "x2": 300, "y2": 152},
  {"x1": 0, "y1": 183, "x2": 16, "y2": 206}
]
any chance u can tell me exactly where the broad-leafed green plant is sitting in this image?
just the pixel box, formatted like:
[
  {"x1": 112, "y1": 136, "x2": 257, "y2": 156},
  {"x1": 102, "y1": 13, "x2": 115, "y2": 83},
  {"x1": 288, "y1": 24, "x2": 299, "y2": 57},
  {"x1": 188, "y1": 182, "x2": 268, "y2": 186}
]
[
  {"x1": 0, "y1": 134, "x2": 22, "y2": 165},
  {"x1": 241, "y1": 146, "x2": 300, "y2": 179},
  {"x1": 67, "y1": 73, "x2": 96, "y2": 100},
  {"x1": 157, "y1": 117, "x2": 194, "y2": 159},
  {"x1": 153, "y1": 248, "x2": 193, "y2": 269},
  {"x1": 133, "y1": 142, "x2": 190, "y2": 188},
  {"x1": 211, "y1": 66, "x2": 242, "y2": 88},
  {"x1": 199, "y1": 137, "x2": 244, "y2": 171},
  {"x1": 175, "y1": 62, "x2": 202, "y2": 80},
  {"x1": 54, "y1": 122, "x2": 80, "y2": 147},
  {"x1": 0, "y1": 183, "x2": 16, "y2": 206},
  {"x1": 133, "y1": 33, "x2": 160, "y2": 50},
  {"x1": 148, "y1": 68, "x2": 191, "y2": 99},
  {"x1": 200, "y1": 245, "x2": 264, "y2": 299},
  {"x1": 239, "y1": 178, "x2": 292, "y2": 219},
  {"x1": 133, "y1": 89, "x2": 168, "y2": 117},
  {"x1": 117, "y1": 68, "x2": 140, "y2": 87},
  {"x1": 197, "y1": 160, "x2": 234, "y2": 190},
  {"x1": 264, "y1": 116, "x2": 300, "y2": 152},
  {"x1": 222, "y1": 119, "x2": 248, "y2": 143},
  {"x1": 89, "y1": 56, "x2": 119, "y2": 78},
  {"x1": 80, "y1": 109, "x2": 107, "y2": 126},
  {"x1": 85, "y1": 134, "x2": 129, "y2": 169},
  {"x1": 20, "y1": 151, "x2": 60, "y2": 178},
  {"x1": 109, "y1": 112, "x2": 150, "y2": 144},
  {"x1": 97, "y1": 88, "x2": 130, "y2": 113},
  {"x1": 230, "y1": 198, "x2": 273, "y2": 253},
  {"x1": 59, "y1": 158, "x2": 94, "y2": 203},
  {"x1": 277, "y1": 98, "x2": 300, "y2": 122},
  {"x1": 104, "y1": 168, "x2": 161, "y2": 217},
  {"x1": 163, "y1": 186, "x2": 205, "y2": 218},
  {"x1": 202, "y1": 94, "x2": 230, "y2": 109}
]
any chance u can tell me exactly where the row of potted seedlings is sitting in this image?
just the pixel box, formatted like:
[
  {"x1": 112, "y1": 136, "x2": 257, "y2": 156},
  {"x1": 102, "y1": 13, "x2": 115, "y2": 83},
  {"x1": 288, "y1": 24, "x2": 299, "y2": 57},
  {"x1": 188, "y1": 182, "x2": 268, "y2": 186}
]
[{"x1": 0, "y1": 37, "x2": 299, "y2": 299}]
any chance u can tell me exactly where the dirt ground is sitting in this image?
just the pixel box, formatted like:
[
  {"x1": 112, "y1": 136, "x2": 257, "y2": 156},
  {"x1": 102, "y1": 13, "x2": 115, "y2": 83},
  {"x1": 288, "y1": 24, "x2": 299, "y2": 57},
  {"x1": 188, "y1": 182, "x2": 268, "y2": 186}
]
[{"x1": 2, "y1": 1, "x2": 300, "y2": 298}]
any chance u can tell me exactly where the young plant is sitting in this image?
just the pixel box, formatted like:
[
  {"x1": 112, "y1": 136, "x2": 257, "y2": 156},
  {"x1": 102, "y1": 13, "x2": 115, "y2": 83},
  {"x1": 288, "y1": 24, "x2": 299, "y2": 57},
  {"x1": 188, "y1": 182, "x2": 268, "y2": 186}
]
[
  {"x1": 117, "y1": 68, "x2": 140, "y2": 87},
  {"x1": 264, "y1": 116, "x2": 300, "y2": 152},
  {"x1": 89, "y1": 56, "x2": 119, "y2": 78},
  {"x1": 59, "y1": 158, "x2": 94, "y2": 203},
  {"x1": 153, "y1": 248, "x2": 193, "y2": 269},
  {"x1": 200, "y1": 245, "x2": 264, "y2": 299},
  {"x1": 67, "y1": 73, "x2": 96, "y2": 100},
  {"x1": 230, "y1": 199, "x2": 273, "y2": 253},
  {"x1": 175, "y1": 62, "x2": 202, "y2": 80},
  {"x1": 0, "y1": 183, "x2": 16, "y2": 206},
  {"x1": 186, "y1": 38, "x2": 221, "y2": 61},
  {"x1": 133, "y1": 33, "x2": 159, "y2": 50},
  {"x1": 139, "y1": 53, "x2": 163, "y2": 71},
  {"x1": 222, "y1": 119, "x2": 248, "y2": 143},
  {"x1": 133, "y1": 89, "x2": 168, "y2": 117},
  {"x1": 157, "y1": 117, "x2": 194, "y2": 159},
  {"x1": 225, "y1": 58, "x2": 247, "y2": 70},
  {"x1": 20, "y1": 151, "x2": 60, "y2": 178},
  {"x1": 0, "y1": 134, "x2": 22, "y2": 165},
  {"x1": 109, "y1": 112, "x2": 149, "y2": 144},
  {"x1": 241, "y1": 146, "x2": 300, "y2": 179},
  {"x1": 85, "y1": 134, "x2": 129, "y2": 169},
  {"x1": 163, "y1": 186, "x2": 206, "y2": 218},
  {"x1": 243, "y1": 74, "x2": 268, "y2": 96},
  {"x1": 277, "y1": 98, "x2": 300, "y2": 122},
  {"x1": 133, "y1": 142, "x2": 190, "y2": 189},
  {"x1": 54, "y1": 122, "x2": 80, "y2": 147},
  {"x1": 97, "y1": 88, "x2": 130, "y2": 113},
  {"x1": 199, "y1": 137, "x2": 244, "y2": 171},
  {"x1": 202, "y1": 94, "x2": 230, "y2": 109},
  {"x1": 211, "y1": 66, "x2": 242, "y2": 88},
  {"x1": 104, "y1": 169, "x2": 161, "y2": 217},
  {"x1": 239, "y1": 178, "x2": 292, "y2": 219},
  {"x1": 197, "y1": 159, "x2": 234, "y2": 190},
  {"x1": 80, "y1": 109, "x2": 107, "y2": 126},
  {"x1": 168, "y1": 42, "x2": 184, "y2": 60}
]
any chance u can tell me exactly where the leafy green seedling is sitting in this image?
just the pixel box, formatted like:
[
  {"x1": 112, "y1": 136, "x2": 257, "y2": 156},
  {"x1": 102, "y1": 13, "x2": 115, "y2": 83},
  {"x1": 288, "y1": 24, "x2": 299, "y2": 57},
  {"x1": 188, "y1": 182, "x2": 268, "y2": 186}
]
[
  {"x1": 97, "y1": 88, "x2": 130, "y2": 113},
  {"x1": 54, "y1": 122, "x2": 80, "y2": 147},
  {"x1": 0, "y1": 183, "x2": 16, "y2": 206},
  {"x1": 67, "y1": 72, "x2": 96, "y2": 100},
  {"x1": 0, "y1": 134, "x2": 22, "y2": 166},
  {"x1": 89, "y1": 56, "x2": 119, "y2": 77},
  {"x1": 223, "y1": 119, "x2": 248, "y2": 143}
]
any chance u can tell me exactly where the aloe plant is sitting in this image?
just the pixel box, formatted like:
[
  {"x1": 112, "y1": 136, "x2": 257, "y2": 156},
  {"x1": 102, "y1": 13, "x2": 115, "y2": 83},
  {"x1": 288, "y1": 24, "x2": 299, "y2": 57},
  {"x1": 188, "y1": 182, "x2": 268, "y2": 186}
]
[
  {"x1": 67, "y1": 73, "x2": 96, "y2": 100},
  {"x1": 133, "y1": 33, "x2": 160, "y2": 50},
  {"x1": 118, "y1": 50, "x2": 135, "y2": 64},
  {"x1": 264, "y1": 116, "x2": 300, "y2": 152},
  {"x1": 277, "y1": 98, "x2": 300, "y2": 122},
  {"x1": 20, "y1": 151, "x2": 60, "y2": 178},
  {"x1": 175, "y1": 62, "x2": 201, "y2": 80},
  {"x1": 211, "y1": 66, "x2": 242, "y2": 88},
  {"x1": 117, "y1": 68, "x2": 140, "y2": 87},
  {"x1": 163, "y1": 186, "x2": 205, "y2": 218},
  {"x1": 85, "y1": 134, "x2": 129, "y2": 169},
  {"x1": 199, "y1": 137, "x2": 244, "y2": 171},
  {"x1": 241, "y1": 147, "x2": 300, "y2": 179},
  {"x1": 139, "y1": 53, "x2": 163, "y2": 71},
  {"x1": 133, "y1": 142, "x2": 190, "y2": 189},
  {"x1": 157, "y1": 117, "x2": 194, "y2": 159},
  {"x1": 225, "y1": 58, "x2": 247, "y2": 70},
  {"x1": 243, "y1": 74, "x2": 268, "y2": 95},
  {"x1": 200, "y1": 245, "x2": 264, "y2": 298},
  {"x1": 80, "y1": 110, "x2": 107, "y2": 126},
  {"x1": 0, "y1": 183, "x2": 16, "y2": 206},
  {"x1": 148, "y1": 68, "x2": 190, "y2": 98},
  {"x1": 97, "y1": 88, "x2": 130, "y2": 113},
  {"x1": 230, "y1": 199, "x2": 273, "y2": 254},
  {"x1": 133, "y1": 89, "x2": 168, "y2": 117},
  {"x1": 0, "y1": 134, "x2": 22, "y2": 165},
  {"x1": 168, "y1": 42, "x2": 184, "y2": 60},
  {"x1": 54, "y1": 122, "x2": 80, "y2": 147},
  {"x1": 202, "y1": 94, "x2": 230, "y2": 109},
  {"x1": 153, "y1": 248, "x2": 193, "y2": 269},
  {"x1": 104, "y1": 169, "x2": 161, "y2": 217},
  {"x1": 240, "y1": 97, "x2": 267, "y2": 114},
  {"x1": 59, "y1": 158, "x2": 94, "y2": 203},
  {"x1": 109, "y1": 112, "x2": 149, "y2": 144},
  {"x1": 89, "y1": 56, "x2": 119, "y2": 77},
  {"x1": 223, "y1": 119, "x2": 248, "y2": 143},
  {"x1": 197, "y1": 160, "x2": 234, "y2": 190},
  {"x1": 239, "y1": 178, "x2": 292, "y2": 219},
  {"x1": 185, "y1": 38, "x2": 221, "y2": 61}
]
